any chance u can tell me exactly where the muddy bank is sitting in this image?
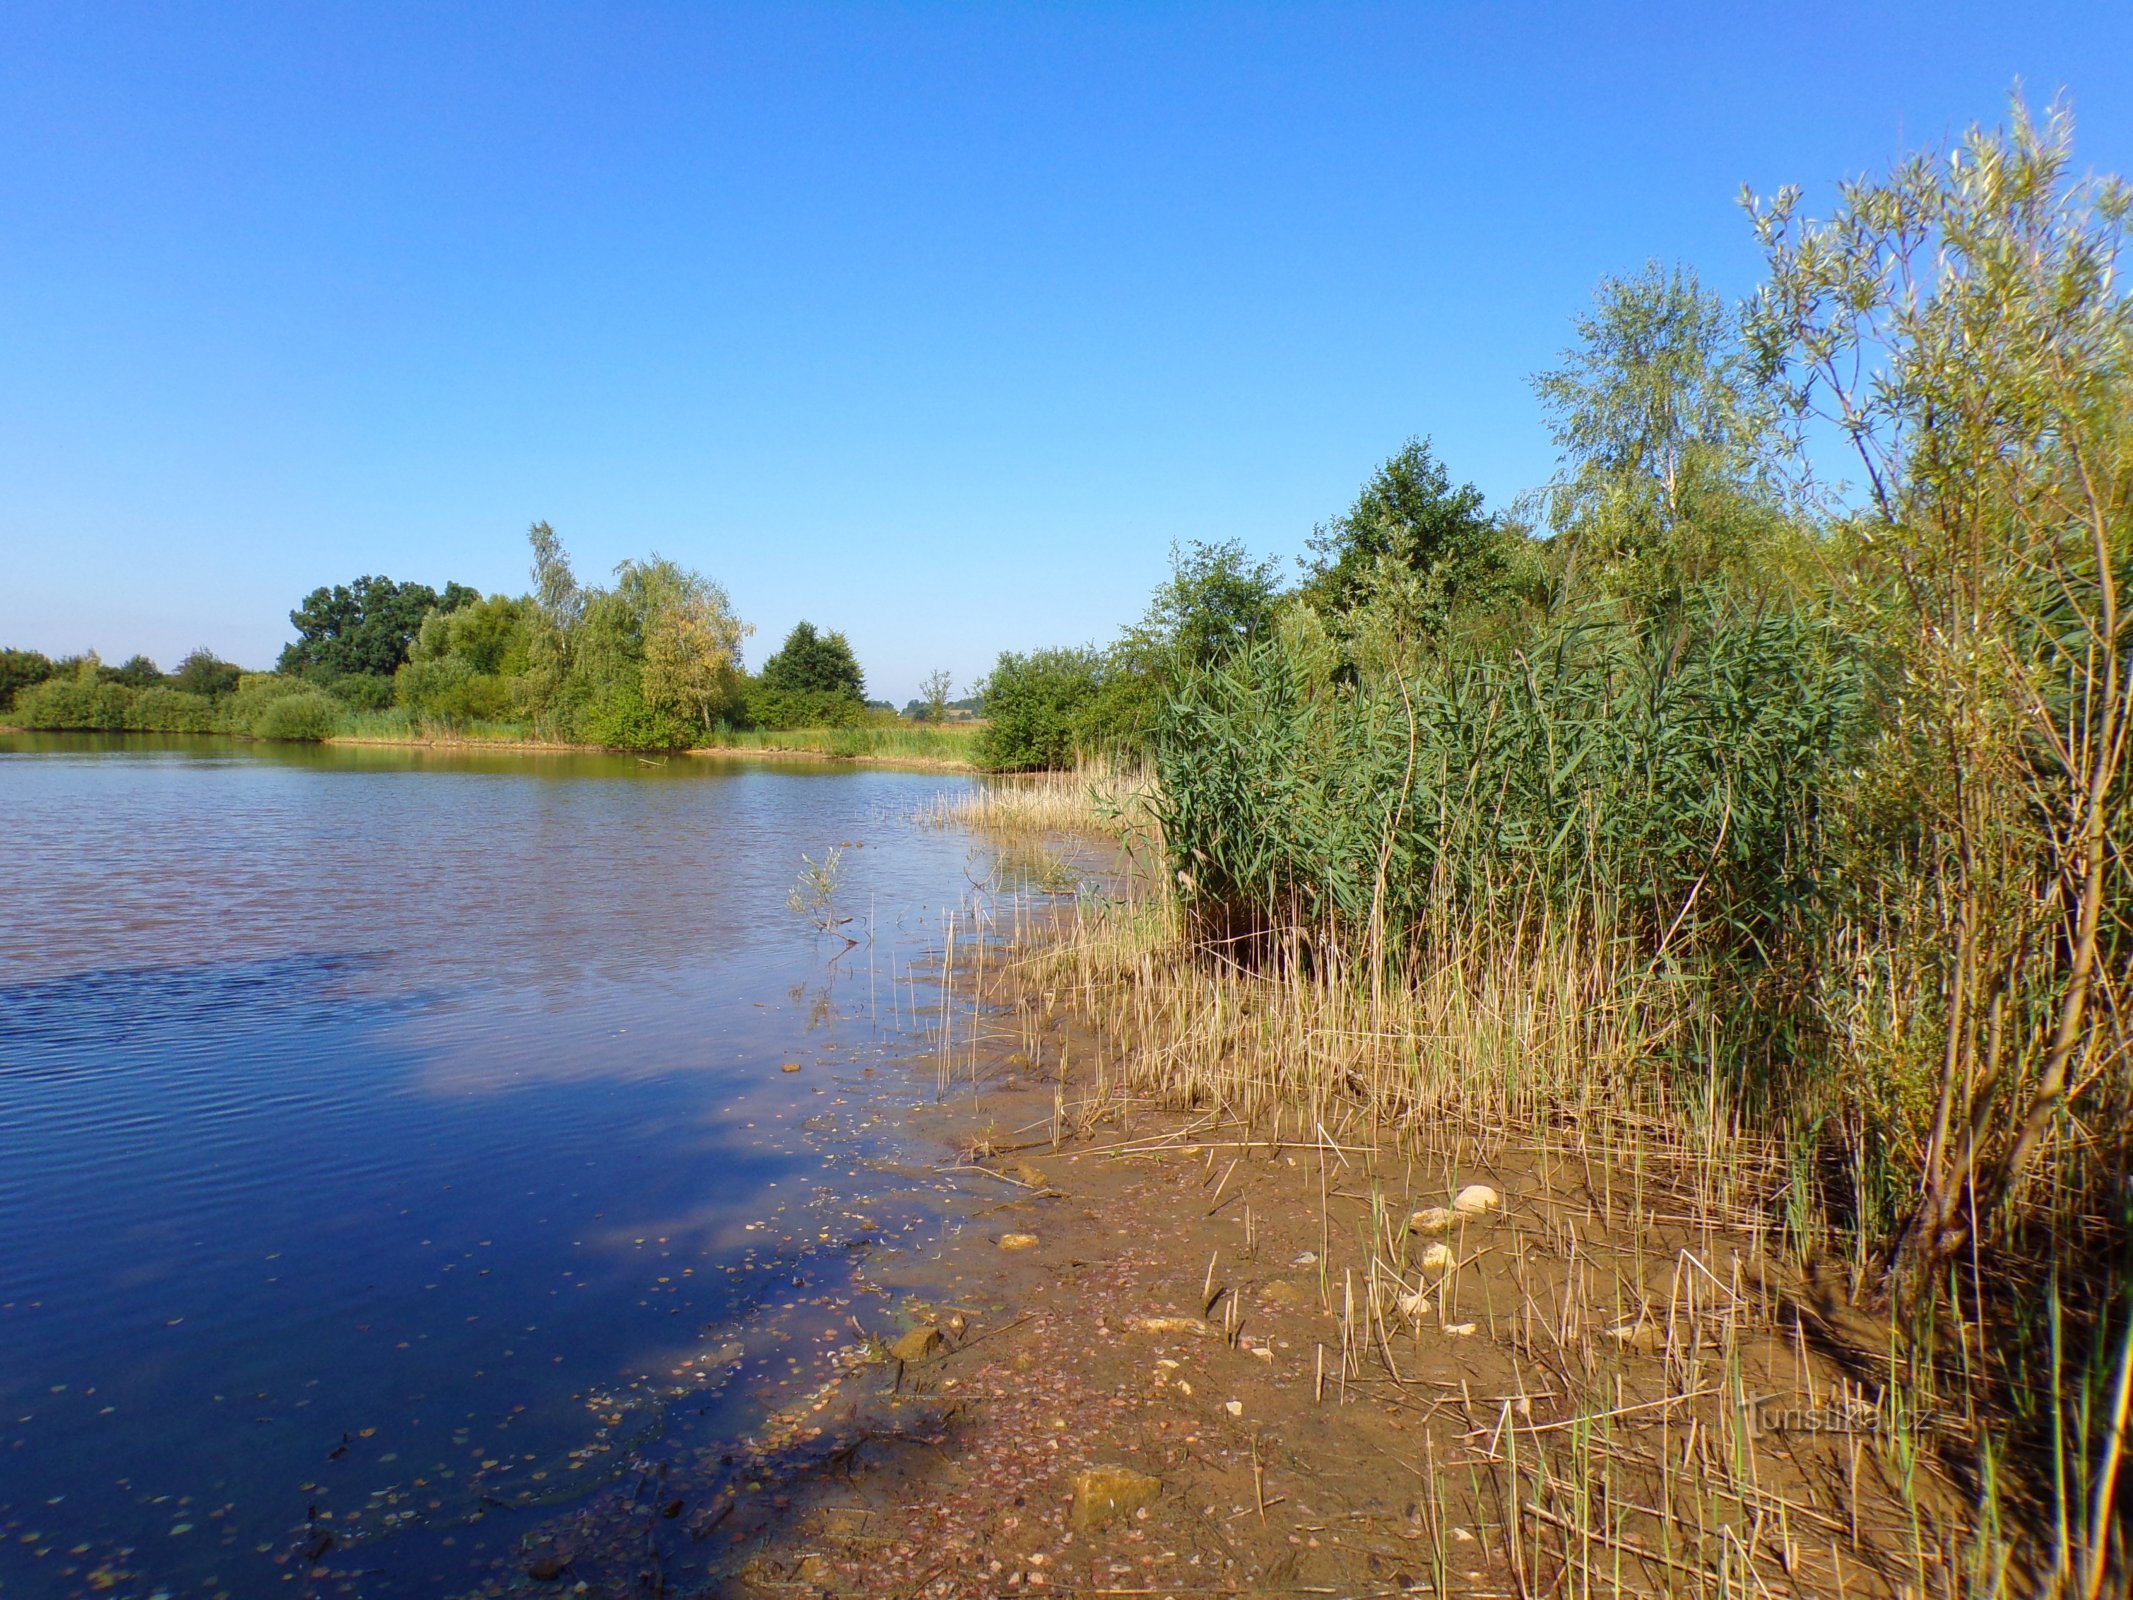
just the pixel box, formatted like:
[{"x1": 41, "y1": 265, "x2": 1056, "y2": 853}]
[
  {"x1": 682, "y1": 972, "x2": 1975, "y2": 1597},
  {"x1": 435, "y1": 930, "x2": 1978, "y2": 1599}
]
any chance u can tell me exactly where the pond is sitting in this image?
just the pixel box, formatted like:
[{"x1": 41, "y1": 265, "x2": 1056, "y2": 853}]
[{"x1": 0, "y1": 734, "x2": 1029, "y2": 1597}]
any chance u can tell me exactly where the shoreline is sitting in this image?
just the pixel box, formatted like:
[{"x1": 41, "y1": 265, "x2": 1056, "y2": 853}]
[
  {"x1": 333, "y1": 732, "x2": 980, "y2": 773},
  {"x1": 0, "y1": 723, "x2": 981, "y2": 774},
  {"x1": 483, "y1": 912, "x2": 1967, "y2": 1600}
]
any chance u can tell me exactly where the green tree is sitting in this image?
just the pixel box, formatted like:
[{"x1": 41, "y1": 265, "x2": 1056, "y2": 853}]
[
  {"x1": 521, "y1": 521, "x2": 582, "y2": 732},
  {"x1": 918, "y1": 668, "x2": 955, "y2": 723},
  {"x1": 633, "y1": 560, "x2": 750, "y2": 733},
  {"x1": 759, "y1": 622, "x2": 865, "y2": 701},
  {"x1": 109, "y1": 653, "x2": 164, "y2": 688},
  {"x1": 1139, "y1": 540, "x2": 1285, "y2": 674},
  {"x1": 0, "y1": 647, "x2": 56, "y2": 708},
  {"x1": 279, "y1": 575, "x2": 477, "y2": 679},
  {"x1": 171, "y1": 647, "x2": 243, "y2": 698},
  {"x1": 1532, "y1": 263, "x2": 1788, "y2": 607},
  {"x1": 1300, "y1": 440, "x2": 1515, "y2": 647}
]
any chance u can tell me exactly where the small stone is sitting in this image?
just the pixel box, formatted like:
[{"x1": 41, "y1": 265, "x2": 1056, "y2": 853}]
[
  {"x1": 1290, "y1": 1250, "x2": 1318, "y2": 1266},
  {"x1": 1395, "y1": 1291, "x2": 1431, "y2": 1322},
  {"x1": 526, "y1": 1556, "x2": 565, "y2": 1582},
  {"x1": 1450, "y1": 1184, "x2": 1501, "y2": 1219},
  {"x1": 1407, "y1": 1206, "x2": 1453, "y2": 1234},
  {"x1": 796, "y1": 1553, "x2": 835, "y2": 1584},
  {"x1": 888, "y1": 1325, "x2": 943, "y2": 1363},
  {"x1": 1417, "y1": 1242, "x2": 1455, "y2": 1278},
  {"x1": 780, "y1": 1062, "x2": 802, "y2": 1073},
  {"x1": 1135, "y1": 1315, "x2": 1210, "y2": 1337},
  {"x1": 1443, "y1": 1322, "x2": 1477, "y2": 1337},
  {"x1": 1223, "y1": 1400, "x2": 1244, "y2": 1417},
  {"x1": 998, "y1": 1232, "x2": 1040, "y2": 1251},
  {"x1": 1069, "y1": 1465, "x2": 1161, "y2": 1531}
]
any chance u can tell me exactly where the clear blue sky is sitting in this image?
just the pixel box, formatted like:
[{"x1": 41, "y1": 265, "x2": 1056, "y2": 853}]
[{"x1": 3, "y1": 3, "x2": 2128, "y2": 702}]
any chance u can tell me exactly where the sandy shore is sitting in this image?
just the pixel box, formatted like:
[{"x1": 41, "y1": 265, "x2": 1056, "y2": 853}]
[{"x1": 608, "y1": 954, "x2": 1962, "y2": 1599}]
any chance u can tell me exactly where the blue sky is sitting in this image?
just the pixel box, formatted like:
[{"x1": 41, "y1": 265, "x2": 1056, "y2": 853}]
[{"x1": 3, "y1": 3, "x2": 2128, "y2": 702}]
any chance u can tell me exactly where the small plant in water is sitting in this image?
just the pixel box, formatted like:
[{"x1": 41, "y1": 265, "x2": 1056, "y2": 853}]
[{"x1": 787, "y1": 848, "x2": 857, "y2": 949}]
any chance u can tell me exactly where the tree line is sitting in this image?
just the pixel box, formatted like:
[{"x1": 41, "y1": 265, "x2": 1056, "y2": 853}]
[{"x1": 1, "y1": 525, "x2": 896, "y2": 747}]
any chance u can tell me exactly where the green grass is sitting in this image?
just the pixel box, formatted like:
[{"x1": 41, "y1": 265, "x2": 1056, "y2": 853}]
[
  {"x1": 697, "y1": 721, "x2": 983, "y2": 766},
  {"x1": 329, "y1": 708, "x2": 546, "y2": 743}
]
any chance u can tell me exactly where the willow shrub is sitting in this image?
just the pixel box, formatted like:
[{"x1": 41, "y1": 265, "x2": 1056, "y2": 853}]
[
  {"x1": 11, "y1": 677, "x2": 141, "y2": 730},
  {"x1": 13, "y1": 672, "x2": 349, "y2": 741},
  {"x1": 1155, "y1": 591, "x2": 1864, "y2": 990}
]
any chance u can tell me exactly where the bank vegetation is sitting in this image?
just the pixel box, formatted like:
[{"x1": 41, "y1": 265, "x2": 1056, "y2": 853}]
[{"x1": 962, "y1": 100, "x2": 2131, "y2": 1592}]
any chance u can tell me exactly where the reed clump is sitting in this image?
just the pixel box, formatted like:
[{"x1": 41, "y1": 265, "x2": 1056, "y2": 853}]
[{"x1": 918, "y1": 758, "x2": 1159, "y2": 843}]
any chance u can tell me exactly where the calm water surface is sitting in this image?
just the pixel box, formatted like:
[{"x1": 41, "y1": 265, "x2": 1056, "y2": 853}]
[{"x1": 0, "y1": 735, "x2": 1022, "y2": 1598}]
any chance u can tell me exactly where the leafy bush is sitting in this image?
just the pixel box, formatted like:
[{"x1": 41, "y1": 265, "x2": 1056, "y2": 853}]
[
  {"x1": 220, "y1": 672, "x2": 312, "y2": 728},
  {"x1": 321, "y1": 671, "x2": 395, "y2": 711},
  {"x1": 7, "y1": 674, "x2": 342, "y2": 739},
  {"x1": 247, "y1": 688, "x2": 342, "y2": 741},
  {"x1": 395, "y1": 657, "x2": 518, "y2": 725},
  {"x1": 125, "y1": 687, "x2": 218, "y2": 733},
  {"x1": 574, "y1": 681, "x2": 695, "y2": 750},
  {"x1": 12, "y1": 677, "x2": 134, "y2": 730},
  {"x1": 974, "y1": 648, "x2": 1104, "y2": 771},
  {"x1": 743, "y1": 681, "x2": 866, "y2": 731}
]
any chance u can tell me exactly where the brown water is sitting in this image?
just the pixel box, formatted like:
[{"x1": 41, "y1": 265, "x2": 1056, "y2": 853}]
[{"x1": 0, "y1": 734, "x2": 1038, "y2": 1598}]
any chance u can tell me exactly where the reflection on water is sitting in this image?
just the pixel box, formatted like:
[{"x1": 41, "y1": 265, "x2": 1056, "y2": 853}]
[{"x1": 0, "y1": 734, "x2": 1010, "y2": 1598}]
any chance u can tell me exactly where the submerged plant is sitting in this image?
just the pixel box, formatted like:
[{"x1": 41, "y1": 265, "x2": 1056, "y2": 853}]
[{"x1": 787, "y1": 848, "x2": 853, "y2": 945}]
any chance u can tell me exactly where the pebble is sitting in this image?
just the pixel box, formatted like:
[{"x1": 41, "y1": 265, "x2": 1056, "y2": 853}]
[
  {"x1": 1135, "y1": 1315, "x2": 1210, "y2": 1337},
  {"x1": 1450, "y1": 1184, "x2": 1501, "y2": 1218},
  {"x1": 1069, "y1": 1465, "x2": 1161, "y2": 1531},
  {"x1": 889, "y1": 1325, "x2": 943, "y2": 1362},
  {"x1": 998, "y1": 1233, "x2": 1040, "y2": 1251}
]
